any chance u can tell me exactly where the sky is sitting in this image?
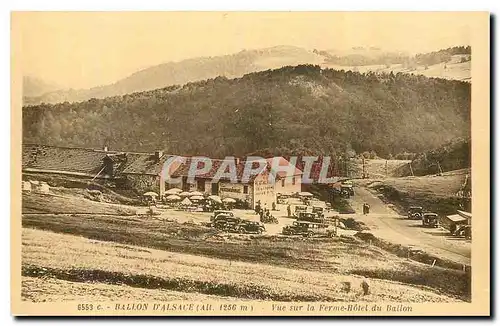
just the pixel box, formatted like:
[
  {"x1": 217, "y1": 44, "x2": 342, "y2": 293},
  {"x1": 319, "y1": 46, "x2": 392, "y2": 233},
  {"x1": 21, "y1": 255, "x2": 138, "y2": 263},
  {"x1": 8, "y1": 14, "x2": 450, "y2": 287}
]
[{"x1": 14, "y1": 12, "x2": 472, "y2": 89}]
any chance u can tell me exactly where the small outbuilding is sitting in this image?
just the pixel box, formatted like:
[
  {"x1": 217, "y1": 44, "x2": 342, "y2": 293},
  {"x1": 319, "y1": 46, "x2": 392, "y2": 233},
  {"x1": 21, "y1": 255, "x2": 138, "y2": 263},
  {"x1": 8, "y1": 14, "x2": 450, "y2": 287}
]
[{"x1": 22, "y1": 181, "x2": 32, "y2": 193}]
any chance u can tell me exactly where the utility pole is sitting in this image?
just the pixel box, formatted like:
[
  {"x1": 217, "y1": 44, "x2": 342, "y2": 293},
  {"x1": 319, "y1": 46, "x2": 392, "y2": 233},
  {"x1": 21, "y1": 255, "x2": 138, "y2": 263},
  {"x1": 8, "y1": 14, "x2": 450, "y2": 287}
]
[
  {"x1": 362, "y1": 157, "x2": 366, "y2": 179},
  {"x1": 409, "y1": 162, "x2": 414, "y2": 177},
  {"x1": 385, "y1": 160, "x2": 388, "y2": 178},
  {"x1": 437, "y1": 162, "x2": 443, "y2": 176}
]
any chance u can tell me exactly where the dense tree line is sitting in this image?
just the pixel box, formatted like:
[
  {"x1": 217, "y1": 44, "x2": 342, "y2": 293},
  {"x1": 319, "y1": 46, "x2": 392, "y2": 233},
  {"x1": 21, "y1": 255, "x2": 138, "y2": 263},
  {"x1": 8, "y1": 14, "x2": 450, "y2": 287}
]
[{"x1": 23, "y1": 65, "x2": 471, "y2": 158}]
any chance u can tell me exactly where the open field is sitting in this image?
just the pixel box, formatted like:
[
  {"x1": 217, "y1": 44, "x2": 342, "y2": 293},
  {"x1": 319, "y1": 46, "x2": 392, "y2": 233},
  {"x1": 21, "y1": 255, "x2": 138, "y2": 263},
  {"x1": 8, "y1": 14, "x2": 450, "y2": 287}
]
[
  {"x1": 22, "y1": 228, "x2": 465, "y2": 302},
  {"x1": 22, "y1": 276, "x2": 236, "y2": 302},
  {"x1": 322, "y1": 55, "x2": 471, "y2": 82},
  {"x1": 352, "y1": 159, "x2": 411, "y2": 178},
  {"x1": 22, "y1": 213, "x2": 470, "y2": 301}
]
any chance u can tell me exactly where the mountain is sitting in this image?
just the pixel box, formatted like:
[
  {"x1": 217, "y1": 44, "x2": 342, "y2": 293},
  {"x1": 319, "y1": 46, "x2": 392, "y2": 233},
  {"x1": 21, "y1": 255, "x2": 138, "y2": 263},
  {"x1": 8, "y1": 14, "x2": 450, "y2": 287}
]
[
  {"x1": 23, "y1": 65, "x2": 471, "y2": 158},
  {"x1": 23, "y1": 45, "x2": 472, "y2": 106},
  {"x1": 23, "y1": 46, "x2": 324, "y2": 105},
  {"x1": 23, "y1": 76, "x2": 61, "y2": 98}
]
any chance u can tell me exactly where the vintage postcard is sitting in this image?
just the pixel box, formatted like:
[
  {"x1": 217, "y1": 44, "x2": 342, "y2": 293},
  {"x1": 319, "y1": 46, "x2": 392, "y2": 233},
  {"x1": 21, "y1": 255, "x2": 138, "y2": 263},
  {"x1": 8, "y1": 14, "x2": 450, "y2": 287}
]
[{"x1": 11, "y1": 11, "x2": 490, "y2": 316}]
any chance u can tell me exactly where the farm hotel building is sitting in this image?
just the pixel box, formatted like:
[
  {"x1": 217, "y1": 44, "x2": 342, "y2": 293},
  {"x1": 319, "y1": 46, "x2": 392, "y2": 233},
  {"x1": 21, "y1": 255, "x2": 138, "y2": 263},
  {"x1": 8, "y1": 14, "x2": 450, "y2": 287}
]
[{"x1": 21, "y1": 144, "x2": 303, "y2": 208}]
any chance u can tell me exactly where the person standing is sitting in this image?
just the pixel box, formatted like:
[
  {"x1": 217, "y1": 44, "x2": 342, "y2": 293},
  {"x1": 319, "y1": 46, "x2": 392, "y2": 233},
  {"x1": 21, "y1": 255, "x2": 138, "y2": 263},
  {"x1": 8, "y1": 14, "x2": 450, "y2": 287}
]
[{"x1": 287, "y1": 204, "x2": 291, "y2": 217}]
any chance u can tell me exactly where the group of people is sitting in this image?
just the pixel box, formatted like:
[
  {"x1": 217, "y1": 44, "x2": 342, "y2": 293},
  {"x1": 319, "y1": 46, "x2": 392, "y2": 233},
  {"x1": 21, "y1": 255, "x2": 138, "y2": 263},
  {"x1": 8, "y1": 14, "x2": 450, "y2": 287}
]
[{"x1": 255, "y1": 200, "x2": 277, "y2": 222}]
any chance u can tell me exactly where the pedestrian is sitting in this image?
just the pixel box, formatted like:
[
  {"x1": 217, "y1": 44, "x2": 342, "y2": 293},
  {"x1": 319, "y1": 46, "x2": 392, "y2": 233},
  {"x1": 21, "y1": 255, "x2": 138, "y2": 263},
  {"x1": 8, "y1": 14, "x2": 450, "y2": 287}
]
[
  {"x1": 259, "y1": 210, "x2": 264, "y2": 222},
  {"x1": 272, "y1": 202, "x2": 276, "y2": 211},
  {"x1": 255, "y1": 201, "x2": 261, "y2": 215},
  {"x1": 287, "y1": 204, "x2": 291, "y2": 217}
]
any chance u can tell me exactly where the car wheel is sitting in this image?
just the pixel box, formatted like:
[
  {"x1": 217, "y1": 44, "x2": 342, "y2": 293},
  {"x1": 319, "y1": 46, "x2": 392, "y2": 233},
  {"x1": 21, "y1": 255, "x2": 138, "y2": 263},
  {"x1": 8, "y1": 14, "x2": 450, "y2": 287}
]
[{"x1": 238, "y1": 227, "x2": 245, "y2": 234}]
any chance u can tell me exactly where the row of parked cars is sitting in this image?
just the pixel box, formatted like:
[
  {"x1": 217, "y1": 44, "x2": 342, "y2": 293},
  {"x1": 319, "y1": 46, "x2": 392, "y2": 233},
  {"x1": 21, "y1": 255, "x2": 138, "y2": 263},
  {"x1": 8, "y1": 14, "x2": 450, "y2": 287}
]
[
  {"x1": 282, "y1": 207, "x2": 338, "y2": 237},
  {"x1": 408, "y1": 206, "x2": 471, "y2": 239},
  {"x1": 407, "y1": 206, "x2": 440, "y2": 227},
  {"x1": 209, "y1": 210, "x2": 266, "y2": 234}
]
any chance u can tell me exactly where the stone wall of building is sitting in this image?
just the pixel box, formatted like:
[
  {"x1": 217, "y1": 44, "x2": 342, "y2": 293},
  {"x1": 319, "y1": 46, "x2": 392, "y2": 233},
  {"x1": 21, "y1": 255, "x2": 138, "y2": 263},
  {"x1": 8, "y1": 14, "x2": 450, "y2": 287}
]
[
  {"x1": 124, "y1": 174, "x2": 161, "y2": 195},
  {"x1": 275, "y1": 175, "x2": 302, "y2": 195}
]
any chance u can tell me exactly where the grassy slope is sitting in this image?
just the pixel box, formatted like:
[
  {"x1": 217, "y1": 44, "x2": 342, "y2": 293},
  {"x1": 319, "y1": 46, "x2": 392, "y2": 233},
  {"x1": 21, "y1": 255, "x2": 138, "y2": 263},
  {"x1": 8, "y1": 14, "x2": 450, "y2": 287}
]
[
  {"x1": 22, "y1": 228, "x2": 463, "y2": 302},
  {"x1": 22, "y1": 192, "x2": 136, "y2": 215},
  {"x1": 22, "y1": 276, "x2": 234, "y2": 302},
  {"x1": 22, "y1": 214, "x2": 470, "y2": 301},
  {"x1": 368, "y1": 169, "x2": 468, "y2": 216}
]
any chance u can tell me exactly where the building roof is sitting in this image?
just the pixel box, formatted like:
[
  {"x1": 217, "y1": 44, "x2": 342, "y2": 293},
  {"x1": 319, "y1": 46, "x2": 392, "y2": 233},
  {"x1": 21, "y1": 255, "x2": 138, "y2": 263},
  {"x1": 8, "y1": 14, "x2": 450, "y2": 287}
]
[
  {"x1": 22, "y1": 144, "x2": 172, "y2": 177},
  {"x1": 22, "y1": 144, "x2": 113, "y2": 176},
  {"x1": 121, "y1": 153, "x2": 174, "y2": 176},
  {"x1": 266, "y1": 157, "x2": 303, "y2": 179}
]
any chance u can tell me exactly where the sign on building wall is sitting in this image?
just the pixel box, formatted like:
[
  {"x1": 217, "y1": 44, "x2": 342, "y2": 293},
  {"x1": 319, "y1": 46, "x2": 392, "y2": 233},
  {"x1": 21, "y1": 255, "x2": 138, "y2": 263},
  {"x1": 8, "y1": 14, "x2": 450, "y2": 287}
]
[{"x1": 253, "y1": 174, "x2": 276, "y2": 207}]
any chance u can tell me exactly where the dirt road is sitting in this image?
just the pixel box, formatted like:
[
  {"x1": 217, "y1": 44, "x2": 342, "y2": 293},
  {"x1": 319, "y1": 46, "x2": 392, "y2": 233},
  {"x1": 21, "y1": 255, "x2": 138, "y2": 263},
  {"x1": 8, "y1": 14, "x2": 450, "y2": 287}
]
[{"x1": 348, "y1": 186, "x2": 471, "y2": 266}]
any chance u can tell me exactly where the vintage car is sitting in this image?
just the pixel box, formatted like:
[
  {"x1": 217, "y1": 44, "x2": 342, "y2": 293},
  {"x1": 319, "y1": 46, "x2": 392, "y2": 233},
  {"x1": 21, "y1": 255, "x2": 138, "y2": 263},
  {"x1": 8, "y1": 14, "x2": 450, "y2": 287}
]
[
  {"x1": 297, "y1": 211, "x2": 324, "y2": 223},
  {"x1": 340, "y1": 182, "x2": 355, "y2": 197},
  {"x1": 277, "y1": 194, "x2": 290, "y2": 204},
  {"x1": 213, "y1": 215, "x2": 242, "y2": 231},
  {"x1": 282, "y1": 221, "x2": 335, "y2": 237},
  {"x1": 407, "y1": 206, "x2": 424, "y2": 219},
  {"x1": 235, "y1": 220, "x2": 266, "y2": 234},
  {"x1": 422, "y1": 213, "x2": 439, "y2": 228},
  {"x1": 454, "y1": 224, "x2": 471, "y2": 239},
  {"x1": 312, "y1": 206, "x2": 325, "y2": 217},
  {"x1": 293, "y1": 205, "x2": 309, "y2": 217},
  {"x1": 211, "y1": 210, "x2": 234, "y2": 222}
]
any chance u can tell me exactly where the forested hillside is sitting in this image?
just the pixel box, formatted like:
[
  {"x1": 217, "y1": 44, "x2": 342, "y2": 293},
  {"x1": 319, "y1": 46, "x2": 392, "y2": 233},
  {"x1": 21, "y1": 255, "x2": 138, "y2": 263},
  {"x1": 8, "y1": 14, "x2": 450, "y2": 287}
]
[
  {"x1": 23, "y1": 65, "x2": 471, "y2": 158},
  {"x1": 394, "y1": 137, "x2": 471, "y2": 176}
]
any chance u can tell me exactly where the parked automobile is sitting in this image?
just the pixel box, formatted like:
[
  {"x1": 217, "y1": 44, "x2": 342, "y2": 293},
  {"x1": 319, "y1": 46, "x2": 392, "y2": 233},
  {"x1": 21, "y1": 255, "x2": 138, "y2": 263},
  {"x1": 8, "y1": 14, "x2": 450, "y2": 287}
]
[
  {"x1": 235, "y1": 220, "x2": 266, "y2": 234},
  {"x1": 407, "y1": 206, "x2": 424, "y2": 219},
  {"x1": 282, "y1": 221, "x2": 335, "y2": 237},
  {"x1": 277, "y1": 194, "x2": 289, "y2": 204},
  {"x1": 340, "y1": 183, "x2": 354, "y2": 196},
  {"x1": 293, "y1": 205, "x2": 309, "y2": 217},
  {"x1": 211, "y1": 210, "x2": 234, "y2": 222},
  {"x1": 213, "y1": 215, "x2": 242, "y2": 231},
  {"x1": 312, "y1": 206, "x2": 325, "y2": 218},
  {"x1": 297, "y1": 211, "x2": 325, "y2": 223},
  {"x1": 454, "y1": 224, "x2": 471, "y2": 239},
  {"x1": 422, "y1": 213, "x2": 439, "y2": 228}
]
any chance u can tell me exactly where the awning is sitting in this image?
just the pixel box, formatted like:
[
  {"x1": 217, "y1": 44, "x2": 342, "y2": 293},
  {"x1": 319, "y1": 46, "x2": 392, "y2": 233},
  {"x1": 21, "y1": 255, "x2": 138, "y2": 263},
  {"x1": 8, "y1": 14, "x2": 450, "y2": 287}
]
[
  {"x1": 457, "y1": 210, "x2": 472, "y2": 219},
  {"x1": 446, "y1": 214, "x2": 467, "y2": 223}
]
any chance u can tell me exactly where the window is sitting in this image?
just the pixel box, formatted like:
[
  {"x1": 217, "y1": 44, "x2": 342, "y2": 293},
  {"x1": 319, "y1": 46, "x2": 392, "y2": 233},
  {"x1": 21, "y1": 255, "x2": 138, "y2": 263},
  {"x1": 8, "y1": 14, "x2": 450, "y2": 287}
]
[
  {"x1": 211, "y1": 183, "x2": 219, "y2": 195},
  {"x1": 197, "y1": 179, "x2": 205, "y2": 192},
  {"x1": 243, "y1": 185, "x2": 248, "y2": 194},
  {"x1": 292, "y1": 177, "x2": 296, "y2": 185},
  {"x1": 182, "y1": 177, "x2": 189, "y2": 191},
  {"x1": 281, "y1": 179, "x2": 285, "y2": 187}
]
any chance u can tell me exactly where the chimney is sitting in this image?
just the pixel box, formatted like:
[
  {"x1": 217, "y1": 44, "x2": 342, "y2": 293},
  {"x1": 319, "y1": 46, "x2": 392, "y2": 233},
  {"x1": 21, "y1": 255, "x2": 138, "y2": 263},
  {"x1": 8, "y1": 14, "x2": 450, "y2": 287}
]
[{"x1": 155, "y1": 150, "x2": 164, "y2": 160}]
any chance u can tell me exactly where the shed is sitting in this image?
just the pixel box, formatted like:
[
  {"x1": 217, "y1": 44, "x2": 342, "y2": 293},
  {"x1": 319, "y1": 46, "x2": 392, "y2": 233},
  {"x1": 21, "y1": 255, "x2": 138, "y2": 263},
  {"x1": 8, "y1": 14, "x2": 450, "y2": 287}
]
[
  {"x1": 38, "y1": 182, "x2": 50, "y2": 194},
  {"x1": 22, "y1": 181, "x2": 32, "y2": 192}
]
